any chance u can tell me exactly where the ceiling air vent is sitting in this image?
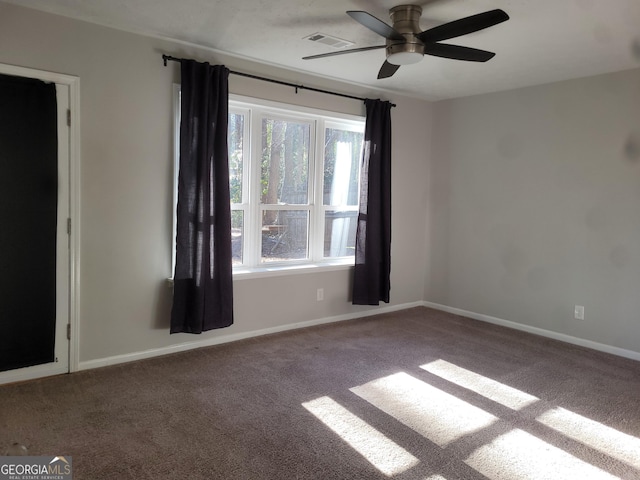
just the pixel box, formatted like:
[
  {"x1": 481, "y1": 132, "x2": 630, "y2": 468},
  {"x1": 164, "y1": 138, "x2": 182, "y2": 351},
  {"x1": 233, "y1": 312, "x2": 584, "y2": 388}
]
[{"x1": 304, "y1": 33, "x2": 354, "y2": 49}]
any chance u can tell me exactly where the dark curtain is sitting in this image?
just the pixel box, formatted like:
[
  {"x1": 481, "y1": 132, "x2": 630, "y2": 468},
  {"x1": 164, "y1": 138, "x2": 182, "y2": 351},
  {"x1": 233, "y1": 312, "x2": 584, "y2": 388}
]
[
  {"x1": 0, "y1": 74, "x2": 58, "y2": 370},
  {"x1": 352, "y1": 99, "x2": 392, "y2": 305},
  {"x1": 171, "y1": 60, "x2": 234, "y2": 333}
]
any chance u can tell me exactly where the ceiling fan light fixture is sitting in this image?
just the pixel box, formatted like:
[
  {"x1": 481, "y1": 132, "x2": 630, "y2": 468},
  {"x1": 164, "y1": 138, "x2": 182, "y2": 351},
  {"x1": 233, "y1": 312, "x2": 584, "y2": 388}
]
[
  {"x1": 386, "y1": 50, "x2": 423, "y2": 65},
  {"x1": 304, "y1": 6, "x2": 508, "y2": 80}
]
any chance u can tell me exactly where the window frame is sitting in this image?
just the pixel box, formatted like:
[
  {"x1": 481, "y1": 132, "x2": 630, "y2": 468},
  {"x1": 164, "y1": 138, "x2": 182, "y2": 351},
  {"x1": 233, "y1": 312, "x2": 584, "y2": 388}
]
[{"x1": 172, "y1": 86, "x2": 365, "y2": 277}]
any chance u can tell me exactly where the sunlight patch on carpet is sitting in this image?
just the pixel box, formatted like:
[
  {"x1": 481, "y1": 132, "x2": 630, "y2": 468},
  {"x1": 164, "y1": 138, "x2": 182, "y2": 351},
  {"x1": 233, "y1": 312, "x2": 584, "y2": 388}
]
[
  {"x1": 350, "y1": 372, "x2": 497, "y2": 447},
  {"x1": 421, "y1": 360, "x2": 539, "y2": 410},
  {"x1": 465, "y1": 428, "x2": 619, "y2": 480},
  {"x1": 537, "y1": 407, "x2": 640, "y2": 470},
  {"x1": 302, "y1": 396, "x2": 419, "y2": 476}
]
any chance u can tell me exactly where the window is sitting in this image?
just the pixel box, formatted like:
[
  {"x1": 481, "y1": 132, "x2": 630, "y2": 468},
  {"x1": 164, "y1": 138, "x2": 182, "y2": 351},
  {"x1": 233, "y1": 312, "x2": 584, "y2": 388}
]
[{"x1": 174, "y1": 89, "x2": 365, "y2": 272}]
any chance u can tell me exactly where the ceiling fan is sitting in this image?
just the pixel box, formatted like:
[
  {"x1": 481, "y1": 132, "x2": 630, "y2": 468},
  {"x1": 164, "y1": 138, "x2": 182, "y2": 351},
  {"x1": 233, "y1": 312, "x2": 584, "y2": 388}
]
[{"x1": 303, "y1": 5, "x2": 509, "y2": 79}]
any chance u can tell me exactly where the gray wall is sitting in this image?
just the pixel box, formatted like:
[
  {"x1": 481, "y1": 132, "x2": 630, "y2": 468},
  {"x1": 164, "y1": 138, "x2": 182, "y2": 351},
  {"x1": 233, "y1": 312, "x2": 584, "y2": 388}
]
[
  {"x1": 0, "y1": 3, "x2": 432, "y2": 364},
  {"x1": 427, "y1": 68, "x2": 640, "y2": 354},
  {"x1": 3, "y1": 1, "x2": 639, "y2": 366}
]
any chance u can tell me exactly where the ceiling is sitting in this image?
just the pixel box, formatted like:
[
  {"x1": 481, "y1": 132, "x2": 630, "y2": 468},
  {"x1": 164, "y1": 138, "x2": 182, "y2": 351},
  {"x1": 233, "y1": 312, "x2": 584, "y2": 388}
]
[{"x1": 5, "y1": 0, "x2": 640, "y2": 101}]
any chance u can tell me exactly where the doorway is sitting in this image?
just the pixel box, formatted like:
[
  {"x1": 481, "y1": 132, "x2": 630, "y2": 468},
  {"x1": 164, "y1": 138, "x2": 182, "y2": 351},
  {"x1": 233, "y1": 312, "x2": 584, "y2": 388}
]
[{"x1": 0, "y1": 64, "x2": 79, "y2": 385}]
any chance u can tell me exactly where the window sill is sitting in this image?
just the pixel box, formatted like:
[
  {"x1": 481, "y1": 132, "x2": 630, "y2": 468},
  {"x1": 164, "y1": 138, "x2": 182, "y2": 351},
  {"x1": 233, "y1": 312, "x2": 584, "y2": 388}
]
[
  {"x1": 166, "y1": 259, "x2": 354, "y2": 285},
  {"x1": 233, "y1": 260, "x2": 354, "y2": 280}
]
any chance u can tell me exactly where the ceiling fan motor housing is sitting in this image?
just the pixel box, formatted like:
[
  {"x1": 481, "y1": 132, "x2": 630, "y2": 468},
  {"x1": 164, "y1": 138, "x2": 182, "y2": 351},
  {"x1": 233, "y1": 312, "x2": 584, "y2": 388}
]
[{"x1": 386, "y1": 4, "x2": 425, "y2": 64}]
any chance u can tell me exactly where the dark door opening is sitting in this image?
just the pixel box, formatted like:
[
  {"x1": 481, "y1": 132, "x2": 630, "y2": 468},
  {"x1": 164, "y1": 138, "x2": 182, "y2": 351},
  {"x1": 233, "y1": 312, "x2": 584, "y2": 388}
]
[{"x1": 0, "y1": 73, "x2": 58, "y2": 372}]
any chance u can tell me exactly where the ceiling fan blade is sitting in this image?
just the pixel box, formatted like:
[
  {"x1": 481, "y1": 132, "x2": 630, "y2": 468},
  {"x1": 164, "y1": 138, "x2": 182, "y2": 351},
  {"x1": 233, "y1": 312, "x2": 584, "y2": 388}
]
[
  {"x1": 423, "y1": 43, "x2": 496, "y2": 62},
  {"x1": 347, "y1": 11, "x2": 405, "y2": 41},
  {"x1": 303, "y1": 45, "x2": 386, "y2": 60},
  {"x1": 417, "y1": 9, "x2": 509, "y2": 44},
  {"x1": 377, "y1": 61, "x2": 400, "y2": 79}
]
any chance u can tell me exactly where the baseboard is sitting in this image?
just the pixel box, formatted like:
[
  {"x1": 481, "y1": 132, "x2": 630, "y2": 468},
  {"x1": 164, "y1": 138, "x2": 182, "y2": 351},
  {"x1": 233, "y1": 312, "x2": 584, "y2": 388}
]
[
  {"x1": 0, "y1": 363, "x2": 68, "y2": 386},
  {"x1": 423, "y1": 301, "x2": 640, "y2": 362},
  {"x1": 78, "y1": 301, "x2": 424, "y2": 371}
]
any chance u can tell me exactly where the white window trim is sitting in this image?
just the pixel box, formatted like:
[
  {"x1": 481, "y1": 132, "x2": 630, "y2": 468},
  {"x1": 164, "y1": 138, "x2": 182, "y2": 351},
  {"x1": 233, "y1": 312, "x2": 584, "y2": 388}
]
[{"x1": 171, "y1": 87, "x2": 364, "y2": 278}]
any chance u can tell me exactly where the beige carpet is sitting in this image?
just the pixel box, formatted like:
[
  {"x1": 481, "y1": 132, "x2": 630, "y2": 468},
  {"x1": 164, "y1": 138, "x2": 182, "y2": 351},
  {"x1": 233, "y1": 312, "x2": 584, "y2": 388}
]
[{"x1": 1, "y1": 307, "x2": 640, "y2": 479}]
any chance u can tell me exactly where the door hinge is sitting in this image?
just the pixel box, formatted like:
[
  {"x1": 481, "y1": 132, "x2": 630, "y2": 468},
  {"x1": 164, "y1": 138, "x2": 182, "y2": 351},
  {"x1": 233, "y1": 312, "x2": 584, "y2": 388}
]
[
  {"x1": 67, "y1": 324, "x2": 71, "y2": 340},
  {"x1": 66, "y1": 109, "x2": 71, "y2": 126},
  {"x1": 67, "y1": 218, "x2": 71, "y2": 235}
]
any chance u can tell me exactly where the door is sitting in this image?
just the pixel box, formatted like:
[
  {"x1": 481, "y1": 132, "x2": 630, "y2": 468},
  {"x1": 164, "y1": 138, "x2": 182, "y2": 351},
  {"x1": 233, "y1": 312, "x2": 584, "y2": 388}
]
[{"x1": 0, "y1": 70, "x2": 71, "y2": 385}]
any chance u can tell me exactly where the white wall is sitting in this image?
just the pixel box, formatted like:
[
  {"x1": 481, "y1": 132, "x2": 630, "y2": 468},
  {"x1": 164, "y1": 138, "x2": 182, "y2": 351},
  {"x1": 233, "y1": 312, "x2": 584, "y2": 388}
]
[
  {"x1": 0, "y1": 3, "x2": 432, "y2": 365},
  {"x1": 427, "y1": 67, "x2": 640, "y2": 355}
]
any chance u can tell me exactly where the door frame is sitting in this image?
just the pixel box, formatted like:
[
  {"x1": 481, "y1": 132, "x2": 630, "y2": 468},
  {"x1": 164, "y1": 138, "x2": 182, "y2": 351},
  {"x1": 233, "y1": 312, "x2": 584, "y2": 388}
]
[{"x1": 0, "y1": 62, "x2": 80, "y2": 383}]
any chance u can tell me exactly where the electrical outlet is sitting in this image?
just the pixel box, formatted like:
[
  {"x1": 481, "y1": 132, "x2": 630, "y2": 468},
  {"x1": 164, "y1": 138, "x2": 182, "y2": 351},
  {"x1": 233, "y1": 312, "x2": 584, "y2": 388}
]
[
  {"x1": 574, "y1": 305, "x2": 585, "y2": 320},
  {"x1": 317, "y1": 288, "x2": 324, "y2": 301}
]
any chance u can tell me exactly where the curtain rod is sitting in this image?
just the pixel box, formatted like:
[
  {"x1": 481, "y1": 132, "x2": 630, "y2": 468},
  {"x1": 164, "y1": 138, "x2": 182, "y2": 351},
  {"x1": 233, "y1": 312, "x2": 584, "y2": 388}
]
[{"x1": 162, "y1": 54, "x2": 396, "y2": 108}]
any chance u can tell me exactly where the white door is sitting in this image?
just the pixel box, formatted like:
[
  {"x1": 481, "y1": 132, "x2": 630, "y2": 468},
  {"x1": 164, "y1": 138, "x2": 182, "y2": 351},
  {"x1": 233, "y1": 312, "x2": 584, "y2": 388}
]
[{"x1": 0, "y1": 67, "x2": 72, "y2": 385}]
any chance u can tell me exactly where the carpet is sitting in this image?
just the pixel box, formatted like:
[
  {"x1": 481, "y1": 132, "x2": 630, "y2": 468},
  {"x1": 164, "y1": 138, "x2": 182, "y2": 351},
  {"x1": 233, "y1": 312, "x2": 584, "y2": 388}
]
[{"x1": 1, "y1": 307, "x2": 639, "y2": 479}]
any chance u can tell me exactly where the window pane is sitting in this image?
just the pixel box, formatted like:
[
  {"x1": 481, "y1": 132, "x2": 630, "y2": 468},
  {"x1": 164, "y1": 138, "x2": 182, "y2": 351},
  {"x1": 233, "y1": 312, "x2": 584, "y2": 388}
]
[
  {"x1": 231, "y1": 210, "x2": 244, "y2": 265},
  {"x1": 324, "y1": 210, "x2": 357, "y2": 257},
  {"x1": 261, "y1": 118, "x2": 310, "y2": 205},
  {"x1": 324, "y1": 128, "x2": 363, "y2": 206},
  {"x1": 261, "y1": 210, "x2": 309, "y2": 262},
  {"x1": 228, "y1": 113, "x2": 244, "y2": 203}
]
